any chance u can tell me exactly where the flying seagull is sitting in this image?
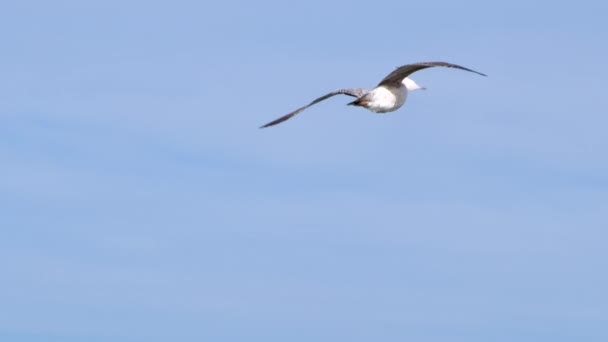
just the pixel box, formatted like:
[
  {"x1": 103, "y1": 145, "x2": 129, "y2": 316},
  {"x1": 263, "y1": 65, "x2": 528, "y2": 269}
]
[{"x1": 260, "y1": 61, "x2": 486, "y2": 128}]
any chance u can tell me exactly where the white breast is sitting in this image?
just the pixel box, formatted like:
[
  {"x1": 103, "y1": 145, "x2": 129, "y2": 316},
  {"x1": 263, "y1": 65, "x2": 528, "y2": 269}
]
[{"x1": 366, "y1": 85, "x2": 408, "y2": 113}]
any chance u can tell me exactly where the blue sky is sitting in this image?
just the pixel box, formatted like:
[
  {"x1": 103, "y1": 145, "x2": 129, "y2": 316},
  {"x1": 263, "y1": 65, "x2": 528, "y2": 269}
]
[{"x1": 1, "y1": 0, "x2": 607, "y2": 341}]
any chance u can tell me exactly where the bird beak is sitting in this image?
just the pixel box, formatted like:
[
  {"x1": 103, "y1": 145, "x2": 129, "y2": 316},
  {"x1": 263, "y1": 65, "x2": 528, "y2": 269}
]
[{"x1": 420, "y1": 86, "x2": 427, "y2": 90}]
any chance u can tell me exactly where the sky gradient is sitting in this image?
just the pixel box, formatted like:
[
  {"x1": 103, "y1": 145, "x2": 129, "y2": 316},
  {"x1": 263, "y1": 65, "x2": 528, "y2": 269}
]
[{"x1": 1, "y1": 1, "x2": 608, "y2": 341}]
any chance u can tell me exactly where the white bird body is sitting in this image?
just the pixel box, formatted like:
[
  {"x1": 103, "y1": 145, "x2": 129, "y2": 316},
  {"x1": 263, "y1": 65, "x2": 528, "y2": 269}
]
[
  {"x1": 260, "y1": 62, "x2": 485, "y2": 128},
  {"x1": 353, "y1": 84, "x2": 407, "y2": 113}
]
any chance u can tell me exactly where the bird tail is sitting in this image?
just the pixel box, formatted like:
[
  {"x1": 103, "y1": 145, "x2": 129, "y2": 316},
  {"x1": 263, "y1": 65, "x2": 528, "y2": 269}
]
[{"x1": 348, "y1": 98, "x2": 370, "y2": 107}]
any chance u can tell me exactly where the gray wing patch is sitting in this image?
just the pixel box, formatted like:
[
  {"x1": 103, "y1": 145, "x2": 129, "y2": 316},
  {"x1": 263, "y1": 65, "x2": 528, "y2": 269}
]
[
  {"x1": 378, "y1": 62, "x2": 487, "y2": 87},
  {"x1": 260, "y1": 88, "x2": 368, "y2": 128}
]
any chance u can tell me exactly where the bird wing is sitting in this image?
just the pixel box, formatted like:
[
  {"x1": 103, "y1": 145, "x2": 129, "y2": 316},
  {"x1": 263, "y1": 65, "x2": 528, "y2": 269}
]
[
  {"x1": 378, "y1": 62, "x2": 487, "y2": 87},
  {"x1": 260, "y1": 88, "x2": 368, "y2": 128}
]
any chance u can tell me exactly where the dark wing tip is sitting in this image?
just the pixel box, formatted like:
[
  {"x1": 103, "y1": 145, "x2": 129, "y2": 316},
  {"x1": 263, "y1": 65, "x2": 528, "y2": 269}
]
[
  {"x1": 470, "y1": 69, "x2": 488, "y2": 77},
  {"x1": 259, "y1": 109, "x2": 303, "y2": 128},
  {"x1": 431, "y1": 62, "x2": 487, "y2": 77},
  {"x1": 259, "y1": 116, "x2": 290, "y2": 129},
  {"x1": 259, "y1": 121, "x2": 274, "y2": 129}
]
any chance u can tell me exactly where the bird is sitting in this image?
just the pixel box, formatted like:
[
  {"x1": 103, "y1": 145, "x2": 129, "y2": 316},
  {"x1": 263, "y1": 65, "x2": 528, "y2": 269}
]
[{"x1": 259, "y1": 61, "x2": 486, "y2": 128}]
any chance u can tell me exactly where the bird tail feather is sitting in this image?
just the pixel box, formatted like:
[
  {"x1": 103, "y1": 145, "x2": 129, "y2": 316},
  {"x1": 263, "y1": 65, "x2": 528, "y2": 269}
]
[{"x1": 348, "y1": 98, "x2": 370, "y2": 107}]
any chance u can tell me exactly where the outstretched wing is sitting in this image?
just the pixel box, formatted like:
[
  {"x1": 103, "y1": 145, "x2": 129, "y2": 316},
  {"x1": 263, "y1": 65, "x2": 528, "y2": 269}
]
[
  {"x1": 260, "y1": 88, "x2": 368, "y2": 128},
  {"x1": 378, "y1": 62, "x2": 487, "y2": 87}
]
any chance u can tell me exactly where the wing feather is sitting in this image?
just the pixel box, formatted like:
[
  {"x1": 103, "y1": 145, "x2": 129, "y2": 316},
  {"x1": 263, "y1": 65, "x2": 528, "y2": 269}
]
[
  {"x1": 260, "y1": 88, "x2": 368, "y2": 128},
  {"x1": 378, "y1": 62, "x2": 486, "y2": 87}
]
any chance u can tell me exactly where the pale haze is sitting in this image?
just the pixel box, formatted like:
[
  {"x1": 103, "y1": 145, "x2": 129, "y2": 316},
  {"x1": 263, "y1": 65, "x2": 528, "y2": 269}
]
[{"x1": 1, "y1": 1, "x2": 607, "y2": 341}]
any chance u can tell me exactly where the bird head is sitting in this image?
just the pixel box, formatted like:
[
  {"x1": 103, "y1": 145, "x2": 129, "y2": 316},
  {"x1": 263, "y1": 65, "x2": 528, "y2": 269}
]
[{"x1": 402, "y1": 77, "x2": 426, "y2": 91}]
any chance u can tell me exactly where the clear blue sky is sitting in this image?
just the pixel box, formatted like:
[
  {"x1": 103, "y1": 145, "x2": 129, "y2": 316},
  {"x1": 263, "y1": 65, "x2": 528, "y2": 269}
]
[{"x1": 1, "y1": 1, "x2": 607, "y2": 341}]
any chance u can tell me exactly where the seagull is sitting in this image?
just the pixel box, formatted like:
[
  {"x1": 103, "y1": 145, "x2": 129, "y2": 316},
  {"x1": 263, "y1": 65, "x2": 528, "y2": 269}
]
[{"x1": 260, "y1": 61, "x2": 486, "y2": 128}]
